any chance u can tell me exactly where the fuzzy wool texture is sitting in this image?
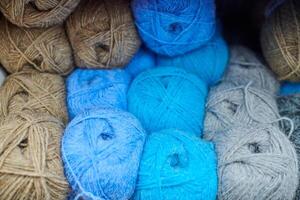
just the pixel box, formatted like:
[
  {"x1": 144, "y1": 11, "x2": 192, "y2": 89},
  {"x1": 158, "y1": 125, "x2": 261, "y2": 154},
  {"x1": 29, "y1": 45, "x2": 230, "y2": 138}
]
[
  {"x1": 0, "y1": 67, "x2": 6, "y2": 86},
  {"x1": 157, "y1": 28, "x2": 229, "y2": 86},
  {"x1": 133, "y1": 129, "x2": 217, "y2": 200},
  {"x1": 132, "y1": 0, "x2": 216, "y2": 56},
  {"x1": 0, "y1": 0, "x2": 80, "y2": 28},
  {"x1": 67, "y1": 0, "x2": 141, "y2": 69},
  {"x1": 128, "y1": 67, "x2": 207, "y2": 136},
  {"x1": 62, "y1": 108, "x2": 146, "y2": 200},
  {"x1": 67, "y1": 68, "x2": 130, "y2": 119}
]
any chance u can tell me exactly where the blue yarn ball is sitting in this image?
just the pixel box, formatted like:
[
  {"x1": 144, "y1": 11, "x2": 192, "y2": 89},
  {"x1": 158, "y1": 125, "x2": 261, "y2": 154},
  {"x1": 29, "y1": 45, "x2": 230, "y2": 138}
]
[
  {"x1": 131, "y1": 0, "x2": 216, "y2": 56},
  {"x1": 128, "y1": 67, "x2": 208, "y2": 136},
  {"x1": 62, "y1": 108, "x2": 146, "y2": 200},
  {"x1": 67, "y1": 68, "x2": 130, "y2": 119},
  {"x1": 280, "y1": 82, "x2": 300, "y2": 96},
  {"x1": 157, "y1": 29, "x2": 229, "y2": 86},
  {"x1": 133, "y1": 129, "x2": 218, "y2": 200},
  {"x1": 125, "y1": 47, "x2": 155, "y2": 79}
]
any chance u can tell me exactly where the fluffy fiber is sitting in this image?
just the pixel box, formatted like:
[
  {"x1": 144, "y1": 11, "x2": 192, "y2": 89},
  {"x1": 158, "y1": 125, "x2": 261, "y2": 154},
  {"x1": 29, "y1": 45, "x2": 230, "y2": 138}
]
[
  {"x1": 0, "y1": 17, "x2": 73, "y2": 75},
  {"x1": 0, "y1": 0, "x2": 80, "y2": 28},
  {"x1": 280, "y1": 82, "x2": 300, "y2": 95},
  {"x1": 0, "y1": 111, "x2": 69, "y2": 200},
  {"x1": 132, "y1": 0, "x2": 216, "y2": 56},
  {"x1": 261, "y1": 0, "x2": 300, "y2": 81},
  {"x1": 212, "y1": 126, "x2": 298, "y2": 200},
  {"x1": 277, "y1": 94, "x2": 300, "y2": 199},
  {"x1": 0, "y1": 66, "x2": 6, "y2": 86},
  {"x1": 133, "y1": 129, "x2": 217, "y2": 200},
  {"x1": 67, "y1": 0, "x2": 141, "y2": 69},
  {"x1": 67, "y1": 68, "x2": 130, "y2": 119},
  {"x1": 125, "y1": 47, "x2": 155, "y2": 79},
  {"x1": 62, "y1": 108, "x2": 146, "y2": 200},
  {"x1": 157, "y1": 29, "x2": 229, "y2": 86},
  {"x1": 0, "y1": 69, "x2": 68, "y2": 124},
  {"x1": 128, "y1": 67, "x2": 207, "y2": 136},
  {"x1": 204, "y1": 82, "x2": 280, "y2": 139},
  {"x1": 223, "y1": 46, "x2": 279, "y2": 94}
]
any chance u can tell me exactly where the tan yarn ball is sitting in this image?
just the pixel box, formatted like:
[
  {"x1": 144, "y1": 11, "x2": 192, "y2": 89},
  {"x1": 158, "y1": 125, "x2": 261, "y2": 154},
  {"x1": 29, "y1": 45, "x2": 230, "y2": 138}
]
[
  {"x1": 0, "y1": 111, "x2": 69, "y2": 200},
  {"x1": 261, "y1": 0, "x2": 300, "y2": 81},
  {"x1": 0, "y1": 17, "x2": 73, "y2": 75},
  {"x1": 67, "y1": 0, "x2": 141, "y2": 69},
  {"x1": 0, "y1": 0, "x2": 80, "y2": 28},
  {"x1": 0, "y1": 69, "x2": 68, "y2": 124}
]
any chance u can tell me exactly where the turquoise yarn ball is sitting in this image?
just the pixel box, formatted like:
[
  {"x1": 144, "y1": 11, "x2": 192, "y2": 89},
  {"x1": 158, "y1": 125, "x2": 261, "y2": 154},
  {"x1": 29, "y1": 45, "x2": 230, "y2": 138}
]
[
  {"x1": 62, "y1": 108, "x2": 146, "y2": 200},
  {"x1": 157, "y1": 29, "x2": 229, "y2": 86},
  {"x1": 67, "y1": 68, "x2": 130, "y2": 119},
  {"x1": 128, "y1": 67, "x2": 208, "y2": 136},
  {"x1": 280, "y1": 82, "x2": 300, "y2": 96},
  {"x1": 131, "y1": 0, "x2": 216, "y2": 56},
  {"x1": 125, "y1": 47, "x2": 155, "y2": 79},
  {"x1": 133, "y1": 129, "x2": 218, "y2": 200}
]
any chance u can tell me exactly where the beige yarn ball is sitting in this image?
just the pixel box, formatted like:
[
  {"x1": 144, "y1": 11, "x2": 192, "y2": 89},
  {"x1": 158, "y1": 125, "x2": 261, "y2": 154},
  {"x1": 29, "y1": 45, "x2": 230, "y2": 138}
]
[
  {"x1": 0, "y1": 17, "x2": 73, "y2": 75},
  {"x1": 0, "y1": 111, "x2": 69, "y2": 200},
  {"x1": 67, "y1": 0, "x2": 141, "y2": 69},
  {"x1": 0, "y1": 0, "x2": 80, "y2": 28},
  {"x1": 0, "y1": 69, "x2": 68, "y2": 124},
  {"x1": 261, "y1": 0, "x2": 300, "y2": 81}
]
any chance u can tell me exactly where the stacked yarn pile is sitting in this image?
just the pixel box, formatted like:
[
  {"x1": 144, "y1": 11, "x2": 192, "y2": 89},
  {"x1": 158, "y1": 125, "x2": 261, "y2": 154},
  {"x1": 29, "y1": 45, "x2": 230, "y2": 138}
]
[{"x1": 204, "y1": 46, "x2": 299, "y2": 199}]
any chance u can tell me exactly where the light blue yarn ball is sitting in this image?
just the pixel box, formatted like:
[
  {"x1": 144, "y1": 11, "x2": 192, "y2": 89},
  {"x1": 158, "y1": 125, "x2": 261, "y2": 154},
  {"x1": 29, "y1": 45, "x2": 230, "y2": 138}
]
[
  {"x1": 127, "y1": 67, "x2": 208, "y2": 136},
  {"x1": 157, "y1": 29, "x2": 229, "y2": 86},
  {"x1": 62, "y1": 108, "x2": 146, "y2": 200},
  {"x1": 131, "y1": 0, "x2": 216, "y2": 56},
  {"x1": 280, "y1": 82, "x2": 300, "y2": 96},
  {"x1": 67, "y1": 68, "x2": 130, "y2": 119},
  {"x1": 133, "y1": 129, "x2": 218, "y2": 200},
  {"x1": 125, "y1": 47, "x2": 155, "y2": 79}
]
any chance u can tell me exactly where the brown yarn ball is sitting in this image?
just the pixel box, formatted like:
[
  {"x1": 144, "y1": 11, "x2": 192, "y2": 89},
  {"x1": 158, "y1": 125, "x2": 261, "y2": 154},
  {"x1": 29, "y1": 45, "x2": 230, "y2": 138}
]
[
  {"x1": 261, "y1": 0, "x2": 300, "y2": 82},
  {"x1": 0, "y1": 0, "x2": 80, "y2": 28},
  {"x1": 0, "y1": 69, "x2": 68, "y2": 124},
  {"x1": 0, "y1": 111, "x2": 69, "y2": 200},
  {"x1": 67, "y1": 0, "x2": 141, "y2": 69},
  {"x1": 0, "y1": 17, "x2": 74, "y2": 75}
]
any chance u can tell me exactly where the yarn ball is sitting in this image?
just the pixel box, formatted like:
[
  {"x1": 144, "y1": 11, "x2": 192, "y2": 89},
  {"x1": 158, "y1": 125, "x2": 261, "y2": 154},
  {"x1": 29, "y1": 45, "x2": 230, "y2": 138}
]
[
  {"x1": 280, "y1": 82, "x2": 300, "y2": 95},
  {"x1": 67, "y1": 0, "x2": 141, "y2": 69},
  {"x1": 223, "y1": 46, "x2": 279, "y2": 94},
  {"x1": 157, "y1": 29, "x2": 229, "y2": 86},
  {"x1": 0, "y1": 66, "x2": 6, "y2": 86},
  {"x1": 204, "y1": 82, "x2": 280, "y2": 139},
  {"x1": 0, "y1": 17, "x2": 73, "y2": 75},
  {"x1": 132, "y1": 0, "x2": 216, "y2": 56},
  {"x1": 0, "y1": 69, "x2": 68, "y2": 124},
  {"x1": 62, "y1": 108, "x2": 146, "y2": 200},
  {"x1": 0, "y1": 111, "x2": 69, "y2": 200},
  {"x1": 211, "y1": 125, "x2": 298, "y2": 199},
  {"x1": 67, "y1": 68, "x2": 130, "y2": 119},
  {"x1": 133, "y1": 129, "x2": 217, "y2": 200},
  {"x1": 128, "y1": 67, "x2": 208, "y2": 136},
  {"x1": 277, "y1": 94, "x2": 300, "y2": 199},
  {"x1": 261, "y1": 0, "x2": 300, "y2": 81},
  {"x1": 0, "y1": 0, "x2": 80, "y2": 28},
  {"x1": 125, "y1": 47, "x2": 155, "y2": 79}
]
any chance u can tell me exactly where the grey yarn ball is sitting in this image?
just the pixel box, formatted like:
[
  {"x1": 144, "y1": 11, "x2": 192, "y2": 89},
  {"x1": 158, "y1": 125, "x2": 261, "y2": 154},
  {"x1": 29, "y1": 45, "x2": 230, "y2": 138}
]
[
  {"x1": 223, "y1": 45, "x2": 279, "y2": 94},
  {"x1": 277, "y1": 94, "x2": 300, "y2": 199},
  {"x1": 213, "y1": 125, "x2": 298, "y2": 200},
  {"x1": 204, "y1": 81, "x2": 280, "y2": 139}
]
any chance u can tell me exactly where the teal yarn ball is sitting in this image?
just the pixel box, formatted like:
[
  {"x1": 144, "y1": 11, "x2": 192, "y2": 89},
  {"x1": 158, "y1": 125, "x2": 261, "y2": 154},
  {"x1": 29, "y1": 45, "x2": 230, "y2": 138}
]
[
  {"x1": 131, "y1": 0, "x2": 216, "y2": 56},
  {"x1": 133, "y1": 129, "x2": 218, "y2": 200},
  {"x1": 280, "y1": 82, "x2": 300, "y2": 96},
  {"x1": 125, "y1": 47, "x2": 155, "y2": 79},
  {"x1": 67, "y1": 68, "x2": 130, "y2": 119},
  {"x1": 62, "y1": 108, "x2": 146, "y2": 200},
  {"x1": 127, "y1": 67, "x2": 208, "y2": 136},
  {"x1": 157, "y1": 29, "x2": 229, "y2": 86}
]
